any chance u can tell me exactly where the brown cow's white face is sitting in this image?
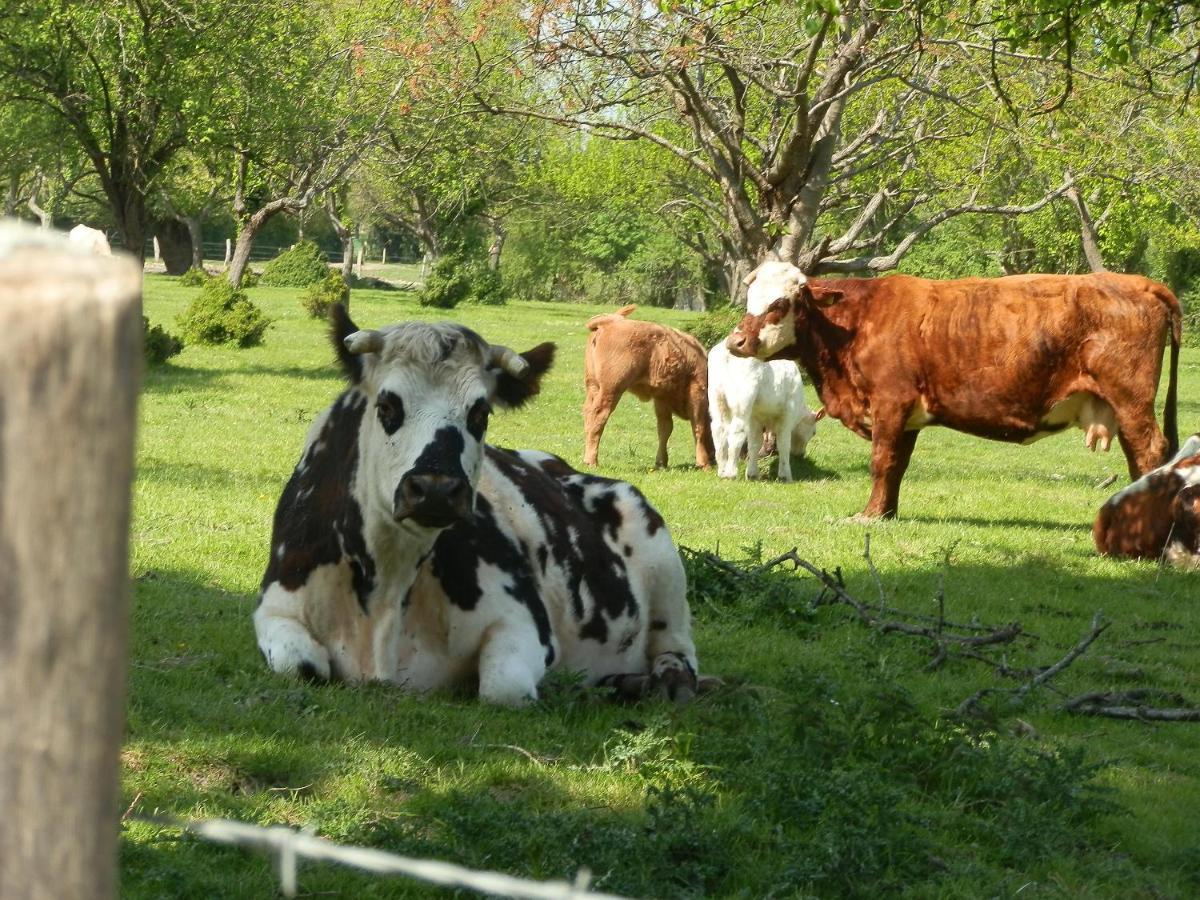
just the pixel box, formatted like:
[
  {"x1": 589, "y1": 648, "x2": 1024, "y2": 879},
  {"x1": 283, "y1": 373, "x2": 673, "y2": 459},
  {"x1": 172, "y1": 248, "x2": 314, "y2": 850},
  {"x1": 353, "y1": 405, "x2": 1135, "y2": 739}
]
[
  {"x1": 343, "y1": 321, "x2": 552, "y2": 531},
  {"x1": 745, "y1": 260, "x2": 806, "y2": 315},
  {"x1": 728, "y1": 261, "x2": 806, "y2": 359}
]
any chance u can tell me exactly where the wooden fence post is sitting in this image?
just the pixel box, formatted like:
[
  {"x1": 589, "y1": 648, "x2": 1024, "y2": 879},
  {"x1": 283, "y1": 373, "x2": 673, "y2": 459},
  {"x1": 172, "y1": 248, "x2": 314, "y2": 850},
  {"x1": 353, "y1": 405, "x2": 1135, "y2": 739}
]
[{"x1": 0, "y1": 223, "x2": 142, "y2": 900}]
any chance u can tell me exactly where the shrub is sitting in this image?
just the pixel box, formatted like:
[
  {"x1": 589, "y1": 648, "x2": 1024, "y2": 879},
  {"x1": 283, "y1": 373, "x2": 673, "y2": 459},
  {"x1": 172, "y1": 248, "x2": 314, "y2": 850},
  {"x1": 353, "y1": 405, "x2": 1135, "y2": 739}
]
[
  {"x1": 418, "y1": 255, "x2": 471, "y2": 309},
  {"x1": 418, "y1": 255, "x2": 507, "y2": 309},
  {"x1": 143, "y1": 316, "x2": 182, "y2": 366},
  {"x1": 177, "y1": 266, "x2": 211, "y2": 287},
  {"x1": 684, "y1": 304, "x2": 744, "y2": 350},
  {"x1": 301, "y1": 270, "x2": 350, "y2": 319},
  {"x1": 259, "y1": 240, "x2": 330, "y2": 287},
  {"x1": 176, "y1": 278, "x2": 271, "y2": 347},
  {"x1": 241, "y1": 268, "x2": 261, "y2": 287}
]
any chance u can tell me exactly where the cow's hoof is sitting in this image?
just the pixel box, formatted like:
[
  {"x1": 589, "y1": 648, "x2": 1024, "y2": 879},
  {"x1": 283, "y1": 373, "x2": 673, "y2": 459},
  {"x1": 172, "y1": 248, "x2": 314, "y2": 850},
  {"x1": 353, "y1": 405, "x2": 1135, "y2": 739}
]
[{"x1": 650, "y1": 652, "x2": 699, "y2": 704}]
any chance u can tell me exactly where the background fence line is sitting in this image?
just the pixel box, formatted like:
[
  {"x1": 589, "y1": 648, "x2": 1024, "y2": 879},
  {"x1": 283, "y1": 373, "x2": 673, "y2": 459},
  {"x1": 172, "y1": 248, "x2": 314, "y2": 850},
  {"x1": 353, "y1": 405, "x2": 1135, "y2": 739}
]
[{"x1": 139, "y1": 815, "x2": 634, "y2": 900}]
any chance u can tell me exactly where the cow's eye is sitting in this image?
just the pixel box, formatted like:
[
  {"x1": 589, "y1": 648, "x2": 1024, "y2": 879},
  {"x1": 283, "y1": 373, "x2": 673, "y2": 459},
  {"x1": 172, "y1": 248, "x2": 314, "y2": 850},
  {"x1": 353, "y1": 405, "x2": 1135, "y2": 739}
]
[
  {"x1": 376, "y1": 390, "x2": 405, "y2": 435},
  {"x1": 466, "y1": 399, "x2": 492, "y2": 441}
]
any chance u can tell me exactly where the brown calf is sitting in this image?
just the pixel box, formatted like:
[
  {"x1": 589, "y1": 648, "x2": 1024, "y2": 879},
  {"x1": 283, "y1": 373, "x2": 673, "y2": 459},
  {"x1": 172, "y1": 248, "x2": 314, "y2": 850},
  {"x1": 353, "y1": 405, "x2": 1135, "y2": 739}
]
[
  {"x1": 583, "y1": 305, "x2": 715, "y2": 469},
  {"x1": 1094, "y1": 434, "x2": 1200, "y2": 565},
  {"x1": 728, "y1": 262, "x2": 1181, "y2": 519}
]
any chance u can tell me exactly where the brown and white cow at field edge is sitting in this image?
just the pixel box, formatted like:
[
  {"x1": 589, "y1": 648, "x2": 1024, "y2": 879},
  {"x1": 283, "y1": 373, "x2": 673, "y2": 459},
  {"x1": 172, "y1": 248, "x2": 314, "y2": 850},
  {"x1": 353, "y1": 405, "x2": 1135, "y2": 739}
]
[
  {"x1": 727, "y1": 261, "x2": 1181, "y2": 519},
  {"x1": 67, "y1": 224, "x2": 112, "y2": 256},
  {"x1": 1094, "y1": 433, "x2": 1200, "y2": 566},
  {"x1": 255, "y1": 305, "x2": 705, "y2": 704},
  {"x1": 583, "y1": 304, "x2": 715, "y2": 469}
]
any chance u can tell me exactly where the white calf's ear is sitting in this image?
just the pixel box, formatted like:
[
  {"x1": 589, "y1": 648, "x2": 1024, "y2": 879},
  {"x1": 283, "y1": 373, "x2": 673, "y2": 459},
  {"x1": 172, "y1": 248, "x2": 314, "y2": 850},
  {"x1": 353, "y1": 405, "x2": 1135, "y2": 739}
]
[{"x1": 344, "y1": 329, "x2": 385, "y2": 354}]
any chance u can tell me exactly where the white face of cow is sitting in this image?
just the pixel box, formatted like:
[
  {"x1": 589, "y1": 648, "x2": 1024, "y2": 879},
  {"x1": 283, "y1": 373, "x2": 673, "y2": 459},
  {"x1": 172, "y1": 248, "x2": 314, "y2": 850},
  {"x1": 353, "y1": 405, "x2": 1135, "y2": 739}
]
[
  {"x1": 745, "y1": 260, "x2": 807, "y2": 315},
  {"x1": 341, "y1": 317, "x2": 553, "y2": 532},
  {"x1": 725, "y1": 260, "x2": 808, "y2": 359}
]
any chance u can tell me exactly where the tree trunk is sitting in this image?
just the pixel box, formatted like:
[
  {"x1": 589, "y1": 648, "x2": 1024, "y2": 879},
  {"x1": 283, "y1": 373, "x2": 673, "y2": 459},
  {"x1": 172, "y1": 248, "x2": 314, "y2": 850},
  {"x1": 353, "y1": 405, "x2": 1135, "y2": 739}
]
[
  {"x1": 27, "y1": 173, "x2": 51, "y2": 229},
  {"x1": 183, "y1": 215, "x2": 204, "y2": 270},
  {"x1": 486, "y1": 217, "x2": 506, "y2": 272},
  {"x1": 1065, "y1": 176, "x2": 1106, "y2": 273},
  {"x1": 0, "y1": 222, "x2": 141, "y2": 900},
  {"x1": 228, "y1": 198, "x2": 301, "y2": 286},
  {"x1": 325, "y1": 191, "x2": 354, "y2": 284},
  {"x1": 4, "y1": 172, "x2": 19, "y2": 217}
]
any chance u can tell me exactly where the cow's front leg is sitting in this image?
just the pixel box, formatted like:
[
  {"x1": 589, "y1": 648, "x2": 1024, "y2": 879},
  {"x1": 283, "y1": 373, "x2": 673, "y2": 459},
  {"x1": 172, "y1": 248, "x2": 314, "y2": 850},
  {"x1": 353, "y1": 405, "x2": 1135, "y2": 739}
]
[
  {"x1": 255, "y1": 583, "x2": 332, "y2": 681},
  {"x1": 477, "y1": 622, "x2": 547, "y2": 706},
  {"x1": 861, "y1": 415, "x2": 919, "y2": 519}
]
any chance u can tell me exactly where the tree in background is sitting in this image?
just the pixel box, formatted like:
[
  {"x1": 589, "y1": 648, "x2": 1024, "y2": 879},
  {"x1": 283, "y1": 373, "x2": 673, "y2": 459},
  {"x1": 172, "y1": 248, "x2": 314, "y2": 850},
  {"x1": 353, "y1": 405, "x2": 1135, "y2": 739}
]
[{"x1": 0, "y1": 0, "x2": 258, "y2": 256}]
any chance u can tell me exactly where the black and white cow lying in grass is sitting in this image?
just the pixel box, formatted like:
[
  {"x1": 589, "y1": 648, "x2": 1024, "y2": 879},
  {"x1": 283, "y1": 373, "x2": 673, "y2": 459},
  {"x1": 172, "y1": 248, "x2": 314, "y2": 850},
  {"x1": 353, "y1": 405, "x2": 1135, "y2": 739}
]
[{"x1": 255, "y1": 305, "x2": 705, "y2": 704}]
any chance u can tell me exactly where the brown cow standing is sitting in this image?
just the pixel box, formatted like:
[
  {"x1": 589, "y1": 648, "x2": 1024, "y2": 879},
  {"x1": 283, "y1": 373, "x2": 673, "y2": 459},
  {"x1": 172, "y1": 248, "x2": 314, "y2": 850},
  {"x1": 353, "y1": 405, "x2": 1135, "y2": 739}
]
[
  {"x1": 1094, "y1": 433, "x2": 1200, "y2": 566},
  {"x1": 727, "y1": 261, "x2": 1181, "y2": 520},
  {"x1": 583, "y1": 305, "x2": 715, "y2": 469}
]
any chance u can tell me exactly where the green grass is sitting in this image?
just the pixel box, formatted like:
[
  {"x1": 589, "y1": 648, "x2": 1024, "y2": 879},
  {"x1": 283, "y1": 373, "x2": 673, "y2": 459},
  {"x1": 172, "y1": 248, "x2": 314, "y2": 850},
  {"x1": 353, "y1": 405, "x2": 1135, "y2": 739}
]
[{"x1": 126, "y1": 274, "x2": 1200, "y2": 897}]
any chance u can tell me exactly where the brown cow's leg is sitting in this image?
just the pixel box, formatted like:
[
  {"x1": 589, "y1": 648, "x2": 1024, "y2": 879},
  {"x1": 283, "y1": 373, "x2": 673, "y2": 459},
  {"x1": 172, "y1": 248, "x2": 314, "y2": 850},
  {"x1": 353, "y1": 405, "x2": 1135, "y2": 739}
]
[
  {"x1": 583, "y1": 388, "x2": 620, "y2": 467},
  {"x1": 862, "y1": 426, "x2": 919, "y2": 519},
  {"x1": 1114, "y1": 405, "x2": 1169, "y2": 478},
  {"x1": 689, "y1": 396, "x2": 715, "y2": 469},
  {"x1": 654, "y1": 399, "x2": 673, "y2": 468}
]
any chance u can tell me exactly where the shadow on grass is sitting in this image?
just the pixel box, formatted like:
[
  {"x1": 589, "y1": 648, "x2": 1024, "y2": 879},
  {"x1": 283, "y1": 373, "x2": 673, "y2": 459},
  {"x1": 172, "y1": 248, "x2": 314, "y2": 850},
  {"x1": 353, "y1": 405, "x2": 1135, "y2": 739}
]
[
  {"x1": 901, "y1": 513, "x2": 1091, "y2": 533},
  {"x1": 121, "y1": 557, "x2": 1200, "y2": 897}
]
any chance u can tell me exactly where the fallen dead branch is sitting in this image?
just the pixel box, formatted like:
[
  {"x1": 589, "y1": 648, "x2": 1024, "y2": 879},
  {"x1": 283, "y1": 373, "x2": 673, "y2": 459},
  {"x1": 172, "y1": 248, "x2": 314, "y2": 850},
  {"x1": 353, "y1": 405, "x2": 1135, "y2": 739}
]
[
  {"x1": 1061, "y1": 690, "x2": 1200, "y2": 721},
  {"x1": 757, "y1": 545, "x2": 1027, "y2": 673},
  {"x1": 741, "y1": 540, "x2": 1200, "y2": 726}
]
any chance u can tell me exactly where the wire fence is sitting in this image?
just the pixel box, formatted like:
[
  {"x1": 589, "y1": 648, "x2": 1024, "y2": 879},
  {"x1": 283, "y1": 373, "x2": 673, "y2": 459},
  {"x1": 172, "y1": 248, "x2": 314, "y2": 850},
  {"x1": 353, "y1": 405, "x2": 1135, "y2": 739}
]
[
  {"x1": 143, "y1": 237, "x2": 423, "y2": 265},
  {"x1": 136, "y1": 815, "x2": 634, "y2": 900}
]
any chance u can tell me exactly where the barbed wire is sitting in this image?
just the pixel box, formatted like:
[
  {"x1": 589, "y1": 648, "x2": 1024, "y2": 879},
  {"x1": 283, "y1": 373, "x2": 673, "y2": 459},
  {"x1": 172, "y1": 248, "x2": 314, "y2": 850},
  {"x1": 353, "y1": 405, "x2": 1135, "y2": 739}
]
[{"x1": 134, "y1": 815, "x2": 634, "y2": 900}]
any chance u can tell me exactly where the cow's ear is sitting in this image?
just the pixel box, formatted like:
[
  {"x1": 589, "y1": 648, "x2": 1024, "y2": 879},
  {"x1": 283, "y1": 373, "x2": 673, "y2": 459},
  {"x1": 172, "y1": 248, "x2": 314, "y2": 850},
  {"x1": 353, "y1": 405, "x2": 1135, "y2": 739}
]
[
  {"x1": 493, "y1": 342, "x2": 556, "y2": 409},
  {"x1": 331, "y1": 304, "x2": 365, "y2": 382},
  {"x1": 806, "y1": 284, "x2": 843, "y2": 308}
]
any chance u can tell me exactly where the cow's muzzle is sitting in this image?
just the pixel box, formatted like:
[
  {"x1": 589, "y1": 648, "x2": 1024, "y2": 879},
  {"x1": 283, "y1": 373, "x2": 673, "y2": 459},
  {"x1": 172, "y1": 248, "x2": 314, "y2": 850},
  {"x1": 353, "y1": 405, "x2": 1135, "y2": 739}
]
[
  {"x1": 725, "y1": 330, "x2": 755, "y2": 357},
  {"x1": 396, "y1": 473, "x2": 473, "y2": 528}
]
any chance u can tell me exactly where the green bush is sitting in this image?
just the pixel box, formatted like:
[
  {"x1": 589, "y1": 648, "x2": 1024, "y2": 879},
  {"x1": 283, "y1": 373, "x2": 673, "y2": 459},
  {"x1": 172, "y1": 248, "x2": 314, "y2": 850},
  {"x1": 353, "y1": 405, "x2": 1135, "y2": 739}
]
[
  {"x1": 259, "y1": 240, "x2": 330, "y2": 287},
  {"x1": 301, "y1": 270, "x2": 350, "y2": 319},
  {"x1": 241, "y1": 268, "x2": 261, "y2": 287},
  {"x1": 177, "y1": 266, "x2": 211, "y2": 287},
  {"x1": 468, "y1": 265, "x2": 507, "y2": 306},
  {"x1": 176, "y1": 278, "x2": 271, "y2": 347},
  {"x1": 1180, "y1": 294, "x2": 1200, "y2": 348},
  {"x1": 684, "y1": 304, "x2": 744, "y2": 350},
  {"x1": 418, "y1": 255, "x2": 507, "y2": 309},
  {"x1": 143, "y1": 316, "x2": 182, "y2": 366}
]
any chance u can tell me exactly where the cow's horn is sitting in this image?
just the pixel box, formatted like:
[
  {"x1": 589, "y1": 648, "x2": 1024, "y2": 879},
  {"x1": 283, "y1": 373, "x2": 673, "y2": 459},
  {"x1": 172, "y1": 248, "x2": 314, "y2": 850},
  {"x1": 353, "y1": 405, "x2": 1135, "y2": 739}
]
[
  {"x1": 489, "y1": 345, "x2": 530, "y2": 378},
  {"x1": 344, "y1": 330, "x2": 385, "y2": 354}
]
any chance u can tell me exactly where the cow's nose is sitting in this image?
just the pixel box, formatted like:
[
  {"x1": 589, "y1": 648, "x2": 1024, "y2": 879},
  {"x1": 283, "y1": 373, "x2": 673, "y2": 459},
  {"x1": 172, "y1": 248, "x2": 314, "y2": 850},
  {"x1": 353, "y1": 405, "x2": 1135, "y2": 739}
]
[
  {"x1": 397, "y1": 473, "x2": 472, "y2": 528},
  {"x1": 726, "y1": 332, "x2": 748, "y2": 355}
]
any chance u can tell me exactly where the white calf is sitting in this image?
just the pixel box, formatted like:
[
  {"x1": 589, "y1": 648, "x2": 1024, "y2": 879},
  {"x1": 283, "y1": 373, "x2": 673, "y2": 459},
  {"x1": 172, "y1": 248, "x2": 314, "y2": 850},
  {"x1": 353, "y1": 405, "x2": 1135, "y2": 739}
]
[{"x1": 708, "y1": 341, "x2": 819, "y2": 482}]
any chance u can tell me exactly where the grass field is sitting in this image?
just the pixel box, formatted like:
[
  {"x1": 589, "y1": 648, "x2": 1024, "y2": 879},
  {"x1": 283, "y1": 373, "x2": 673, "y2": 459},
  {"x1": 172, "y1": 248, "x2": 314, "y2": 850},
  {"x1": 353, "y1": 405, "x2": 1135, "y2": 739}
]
[{"x1": 125, "y1": 275, "x2": 1200, "y2": 898}]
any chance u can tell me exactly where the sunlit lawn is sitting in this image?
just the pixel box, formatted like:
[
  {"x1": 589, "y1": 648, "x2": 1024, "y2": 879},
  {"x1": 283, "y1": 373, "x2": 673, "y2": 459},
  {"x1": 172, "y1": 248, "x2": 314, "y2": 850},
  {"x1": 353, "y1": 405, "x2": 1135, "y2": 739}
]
[{"x1": 123, "y1": 274, "x2": 1200, "y2": 897}]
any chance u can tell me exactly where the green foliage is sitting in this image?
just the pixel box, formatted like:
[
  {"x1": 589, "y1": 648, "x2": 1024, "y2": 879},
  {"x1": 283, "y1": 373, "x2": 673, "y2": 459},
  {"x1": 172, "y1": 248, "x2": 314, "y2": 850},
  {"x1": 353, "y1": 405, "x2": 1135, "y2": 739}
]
[
  {"x1": 300, "y1": 270, "x2": 350, "y2": 319},
  {"x1": 418, "y1": 254, "x2": 507, "y2": 308},
  {"x1": 259, "y1": 241, "x2": 330, "y2": 287},
  {"x1": 683, "y1": 304, "x2": 743, "y2": 350},
  {"x1": 177, "y1": 266, "x2": 212, "y2": 287},
  {"x1": 142, "y1": 316, "x2": 182, "y2": 366},
  {"x1": 176, "y1": 278, "x2": 270, "y2": 347}
]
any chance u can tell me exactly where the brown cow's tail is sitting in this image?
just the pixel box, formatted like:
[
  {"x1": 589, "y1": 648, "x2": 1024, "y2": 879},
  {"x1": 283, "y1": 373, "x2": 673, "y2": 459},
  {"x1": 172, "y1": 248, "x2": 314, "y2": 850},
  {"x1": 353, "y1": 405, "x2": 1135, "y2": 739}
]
[
  {"x1": 1157, "y1": 284, "x2": 1182, "y2": 456},
  {"x1": 585, "y1": 304, "x2": 638, "y2": 331}
]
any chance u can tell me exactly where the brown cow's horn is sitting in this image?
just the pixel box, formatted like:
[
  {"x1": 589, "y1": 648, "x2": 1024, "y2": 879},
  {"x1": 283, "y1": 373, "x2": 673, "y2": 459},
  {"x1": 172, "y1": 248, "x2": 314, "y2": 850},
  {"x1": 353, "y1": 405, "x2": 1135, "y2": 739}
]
[
  {"x1": 489, "y1": 345, "x2": 530, "y2": 378},
  {"x1": 344, "y1": 330, "x2": 385, "y2": 354}
]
